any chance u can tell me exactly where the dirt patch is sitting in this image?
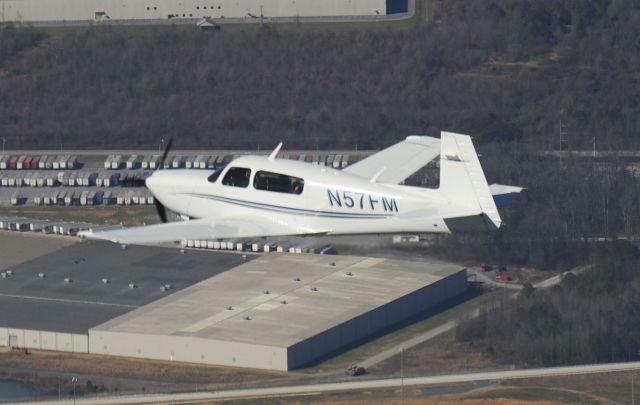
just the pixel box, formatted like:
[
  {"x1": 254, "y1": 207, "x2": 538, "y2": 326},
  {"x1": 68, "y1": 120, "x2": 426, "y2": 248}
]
[
  {"x1": 514, "y1": 267, "x2": 557, "y2": 285},
  {"x1": 367, "y1": 330, "x2": 504, "y2": 377},
  {"x1": 1, "y1": 348, "x2": 619, "y2": 403},
  {"x1": 0, "y1": 348, "x2": 294, "y2": 399},
  {"x1": 198, "y1": 385, "x2": 585, "y2": 404},
  {"x1": 507, "y1": 371, "x2": 640, "y2": 404}
]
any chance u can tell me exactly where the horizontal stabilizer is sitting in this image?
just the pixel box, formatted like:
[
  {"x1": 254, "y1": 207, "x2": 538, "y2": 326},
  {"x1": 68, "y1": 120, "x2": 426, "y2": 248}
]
[{"x1": 489, "y1": 184, "x2": 524, "y2": 209}]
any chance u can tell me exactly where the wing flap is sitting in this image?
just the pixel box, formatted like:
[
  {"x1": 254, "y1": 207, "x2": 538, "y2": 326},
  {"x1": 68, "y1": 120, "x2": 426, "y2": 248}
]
[{"x1": 343, "y1": 135, "x2": 440, "y2": 184}]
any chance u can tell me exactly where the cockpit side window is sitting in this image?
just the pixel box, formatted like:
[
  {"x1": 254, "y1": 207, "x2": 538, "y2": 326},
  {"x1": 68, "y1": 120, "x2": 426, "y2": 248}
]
[
  {"x1": 221, "y1": 167, "x2": 251, "y2": 188},
  {"x1": 253, "y1": 171, "x2": 304, "y2": 195}
]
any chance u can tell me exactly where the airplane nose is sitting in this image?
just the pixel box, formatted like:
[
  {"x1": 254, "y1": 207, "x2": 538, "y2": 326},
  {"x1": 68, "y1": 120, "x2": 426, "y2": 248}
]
[
  {"x1": 145, "y1": 171, "x2": 169, "y2": 195},
  {"x1": 145, "y1": 172, "x2": 158, "y2": 191},
  {"x1": 145, "y1": 170, "x2": 196, "y2": 195},
  {"x1": 143, "y1": 170, "x2": 202, "y2": 217}
]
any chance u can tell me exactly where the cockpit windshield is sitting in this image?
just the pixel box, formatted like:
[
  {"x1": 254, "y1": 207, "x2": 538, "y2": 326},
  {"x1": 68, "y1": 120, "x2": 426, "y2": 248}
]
[
  {"x1": 221, "y1": 167, "x2": 252, "y2": 188},
  {"x1": 207, "y1": 166, "x2": 226, "y2": 183}
]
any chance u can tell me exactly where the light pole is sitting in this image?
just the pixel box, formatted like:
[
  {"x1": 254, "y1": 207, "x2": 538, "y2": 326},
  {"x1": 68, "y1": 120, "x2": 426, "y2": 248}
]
[
  {"x1": 72, "y1": 376, "x2": 78, "y2": 405},
  {"x1": 2, "y1": 136, "x2": 5, "y2": 153}
]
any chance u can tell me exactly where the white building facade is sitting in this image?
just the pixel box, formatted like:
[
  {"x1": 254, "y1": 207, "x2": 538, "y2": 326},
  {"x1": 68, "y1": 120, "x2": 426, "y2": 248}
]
[{"x1": 1, "y1": 0, "x2": 388, "y2": 23}]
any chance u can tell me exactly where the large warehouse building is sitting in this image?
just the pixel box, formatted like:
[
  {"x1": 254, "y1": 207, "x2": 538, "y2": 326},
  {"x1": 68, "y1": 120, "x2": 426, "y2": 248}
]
[
  {"x1": 0, "y1": 0, "x2": 396, "y2": 24},
  {"x1": 0, "y1": 233, "x2": 467, "y2": 371}
]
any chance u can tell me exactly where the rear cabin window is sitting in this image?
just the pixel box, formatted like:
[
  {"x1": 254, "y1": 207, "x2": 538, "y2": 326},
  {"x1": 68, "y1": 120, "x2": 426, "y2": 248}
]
[
  {"x1": 221, "y1": 167, "x2": 251, "y2": 188},
  {"x1": 253, "y1": 171, "x2": 304, "y2": 195}
]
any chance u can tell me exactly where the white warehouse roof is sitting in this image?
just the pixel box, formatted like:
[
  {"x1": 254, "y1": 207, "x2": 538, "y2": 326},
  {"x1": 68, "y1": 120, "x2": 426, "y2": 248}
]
[
  {"x1": 0, "y1": 0, "x2": 388, "y2": 23},
  {"x1": 90, "y1": 254, "x2": 467, "y2": 370}
]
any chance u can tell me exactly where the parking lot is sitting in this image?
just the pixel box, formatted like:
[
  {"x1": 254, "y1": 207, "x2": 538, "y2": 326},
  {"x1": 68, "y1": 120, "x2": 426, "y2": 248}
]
[{"x1": 0, "y1": 150, "x2": 369, "y2": 207}]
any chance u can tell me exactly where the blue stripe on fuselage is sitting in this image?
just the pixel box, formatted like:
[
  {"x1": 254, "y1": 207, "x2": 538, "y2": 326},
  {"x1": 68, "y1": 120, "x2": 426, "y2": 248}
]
[{"x1": 185, "y1": 193, "x2": 391, "y2": 219}]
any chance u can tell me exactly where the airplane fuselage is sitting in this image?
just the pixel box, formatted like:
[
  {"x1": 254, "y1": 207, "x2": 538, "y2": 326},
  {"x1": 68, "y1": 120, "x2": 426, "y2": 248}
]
[
  {"x1": 83, "y1": 132, "x2": 515, "y2": 245},
  {"x1": 147, "y1": 155, "x2": 458, "y2": 236}
]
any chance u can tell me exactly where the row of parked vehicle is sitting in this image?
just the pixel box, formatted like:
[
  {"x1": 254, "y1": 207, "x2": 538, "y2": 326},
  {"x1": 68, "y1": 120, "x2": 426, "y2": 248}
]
[
  {"x1": 0, "y1": 154, "x2": 78, "y2": 170},
  {"x1": 105, "y1": 152, "x2": 356, "y2": 170},
  {"x1": 9, "y1": 190, "x2": 154, "y2": 207}
]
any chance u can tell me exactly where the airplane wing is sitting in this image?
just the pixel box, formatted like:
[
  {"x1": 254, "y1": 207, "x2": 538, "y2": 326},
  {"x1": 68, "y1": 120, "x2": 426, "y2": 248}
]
[
  {"x1": 343, "y1": 135, "x2": 440, "y2": 184},
  {"x1": 79, "y1": 217, "x2": 327, "y2": 245}
]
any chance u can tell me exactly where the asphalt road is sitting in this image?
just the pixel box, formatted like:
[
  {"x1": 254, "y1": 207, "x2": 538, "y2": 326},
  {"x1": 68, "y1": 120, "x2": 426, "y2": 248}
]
[{"x1": 15, "y1": 361, "x2": 640, "y2": 404}]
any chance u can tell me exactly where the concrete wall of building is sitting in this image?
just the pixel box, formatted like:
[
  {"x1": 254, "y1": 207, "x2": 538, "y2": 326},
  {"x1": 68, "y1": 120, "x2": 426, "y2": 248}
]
[
  {"x1": 0, "y1": 0, "x2": 387, "y2": 23},
  {"x1": 0, "y1": 327, "x2": 89, "y2": 353},
  {"x1": 287, "y1": 269, "x2": 468, "y2": 369},
  {"x1": 88, "y1": 330, "x2": 289, "y2": 370}
]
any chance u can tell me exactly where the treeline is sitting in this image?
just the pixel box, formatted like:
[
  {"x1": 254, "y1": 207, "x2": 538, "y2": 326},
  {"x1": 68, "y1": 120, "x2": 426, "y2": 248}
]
[
  {"x1": 456, "y1": 241, "x2": 640, "y2": 367},
  {"x1": 0, "y1": 24, "x2": 46, "y2": 62},
  {"x1": 1, "y1": 1, "x2": 640, "y2": 271},
  {"x1": 424, "y1": 143, "x2": 640, "y2": 270},
  {"x1": 0, "y1": 0, "x2": 639, "y2": 150}
]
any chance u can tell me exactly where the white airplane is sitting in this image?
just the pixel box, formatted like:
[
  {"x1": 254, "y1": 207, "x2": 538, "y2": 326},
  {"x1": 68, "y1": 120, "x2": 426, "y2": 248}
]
[{"x1": 80, "y1": 131, "x2": 522, "y2": 244}]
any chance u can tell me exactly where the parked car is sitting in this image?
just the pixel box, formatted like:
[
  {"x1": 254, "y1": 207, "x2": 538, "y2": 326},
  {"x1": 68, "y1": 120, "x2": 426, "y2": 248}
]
[{"x1": 345, "y1": 365, "x2": 367, "y2": 376}]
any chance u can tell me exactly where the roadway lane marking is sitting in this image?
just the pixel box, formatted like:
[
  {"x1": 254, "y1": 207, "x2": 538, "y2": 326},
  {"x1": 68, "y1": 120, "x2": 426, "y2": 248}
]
[{"x1": 0, "y1": 293, "x2": 138, "y2": 309}]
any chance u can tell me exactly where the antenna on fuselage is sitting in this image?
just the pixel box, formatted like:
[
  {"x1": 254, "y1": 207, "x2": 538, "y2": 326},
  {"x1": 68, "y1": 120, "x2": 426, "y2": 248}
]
[{"x1": 268, "y1": 142, "x2": 283, "y2": 161}]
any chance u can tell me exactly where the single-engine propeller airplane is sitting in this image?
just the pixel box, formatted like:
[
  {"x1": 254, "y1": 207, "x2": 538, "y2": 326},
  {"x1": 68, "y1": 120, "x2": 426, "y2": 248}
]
[{"x1": 80, "y1": 131, "x2": 522, "y2": 245}]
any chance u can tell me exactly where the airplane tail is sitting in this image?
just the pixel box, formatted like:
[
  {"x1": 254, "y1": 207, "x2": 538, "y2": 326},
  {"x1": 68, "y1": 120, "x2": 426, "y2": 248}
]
[{"x1": 438, "y1": 131, "x2": 502, "y2": 232}]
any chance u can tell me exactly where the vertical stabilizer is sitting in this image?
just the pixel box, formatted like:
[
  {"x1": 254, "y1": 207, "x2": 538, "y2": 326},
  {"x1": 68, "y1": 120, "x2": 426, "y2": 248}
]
[{"x1": 439, "y1": 131, "x2": 502, "y2": 230}]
